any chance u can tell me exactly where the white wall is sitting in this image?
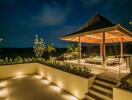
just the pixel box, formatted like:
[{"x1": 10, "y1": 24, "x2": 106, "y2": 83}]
[
  {"x1": 0, "y1": 63, "x2": 37, "y2": 79},
  {"x1": 0, "y1": 63, "x2": 95, "y2": 99},
  {"x1": 113, "y1": 88, "x2": 132, "y2": 100},
  {"x1": 37, "y1": 63, "x2": 95, "y2": 99}
]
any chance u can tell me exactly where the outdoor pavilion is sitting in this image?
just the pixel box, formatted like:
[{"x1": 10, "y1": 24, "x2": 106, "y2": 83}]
[{"x1": 60, "y1": 14, "x2": 132, "y2": 67}]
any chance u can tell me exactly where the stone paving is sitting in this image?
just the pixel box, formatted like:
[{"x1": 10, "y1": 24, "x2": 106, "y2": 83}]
[{"x1": 0, "y1": 75, "x2": 78, "y2": 100}]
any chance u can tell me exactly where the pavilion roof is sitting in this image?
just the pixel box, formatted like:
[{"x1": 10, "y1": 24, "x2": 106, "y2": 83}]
[{"x1": 61, "y1": 14, "x2": 132, "y2": 44}]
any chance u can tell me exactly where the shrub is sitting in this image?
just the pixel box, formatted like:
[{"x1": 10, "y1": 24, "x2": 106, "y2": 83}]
[
  {"x1": 14, "y1": 56, "x2": 23, "y2": 63},
  {"x1": 0, "y1": 59, "x2": 4, "y2": 64},
  {"x1": 9, "y1": 58, "x2": 13, "y2": 64},
  {"x1": 40, "y1": 60, "x2": 92, "y2": 78},
  {"x1": 0, "y1": 56, "x2": 92, "y2": 78},
  {"x1": 5, "y1": 57, "x2": 8, "y2": 64}
]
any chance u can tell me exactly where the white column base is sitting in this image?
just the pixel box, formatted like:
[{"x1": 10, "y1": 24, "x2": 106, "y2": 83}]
[
  {"x1": 119, "y1": 58, "x2": 124, "y2": 64},
  {"x1": 102, "y1": 62, "x2": 107, "y2": 68}
]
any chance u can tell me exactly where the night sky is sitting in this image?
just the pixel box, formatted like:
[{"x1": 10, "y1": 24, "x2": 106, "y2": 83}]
[{"x1": 0, "y1": 0, "x2": 132, "y2": 48}]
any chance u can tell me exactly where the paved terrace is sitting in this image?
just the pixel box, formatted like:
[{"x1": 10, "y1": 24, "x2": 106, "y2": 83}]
[{"x1": 0, "y1": 75, "x2": 78, "y2": 100}]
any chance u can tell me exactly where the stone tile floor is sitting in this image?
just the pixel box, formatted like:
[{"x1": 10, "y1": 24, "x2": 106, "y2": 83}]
[{"x1": 0, "y1": 75, "x2": 78, "y2": 100}]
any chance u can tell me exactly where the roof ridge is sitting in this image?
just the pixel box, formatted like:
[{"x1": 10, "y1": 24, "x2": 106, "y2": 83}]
[{"x1": 80, "y1": 13, "x2": 114, "y2": 30}]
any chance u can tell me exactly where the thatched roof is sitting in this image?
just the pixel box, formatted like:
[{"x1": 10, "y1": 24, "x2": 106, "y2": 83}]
[
  {"x1": 61, "y1": 14, "x2": 132, "y2": 44},
  {"x1": 63, "y1": 14, "x2": 115, "y2": 37}
]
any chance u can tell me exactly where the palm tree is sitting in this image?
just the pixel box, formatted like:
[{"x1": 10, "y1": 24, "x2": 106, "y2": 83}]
[{"x1": 47, "y1": 43, "x2": 56, "y2": 60}]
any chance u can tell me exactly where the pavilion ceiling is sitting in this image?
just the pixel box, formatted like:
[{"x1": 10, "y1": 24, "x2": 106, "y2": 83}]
[{"x1": 61, "y1": 25, "x2": 132, "y2": 44}]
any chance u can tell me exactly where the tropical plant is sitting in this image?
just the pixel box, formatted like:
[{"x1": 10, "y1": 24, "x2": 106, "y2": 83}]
[
  {"x1": 129, "y1": 20, "x2": 132, "y2": 26},
  {"x1": 23, "y1": 57, "x2": 28, "y2": 63},
  {"x1": 9, "y1": 58, "x2": 13, "y2": 64},
  {"x1": 33, "y1": 35, "x2": 45, "y2": 58},
  {"x1": 66, "y1": 44, "x2": 78, "y2": 53},
  {"x1": 14, "y1": 56, "x2": 23, "y2": 63},
  {"x1": 5, "y1": 57, "x2": 8, "y2": 64},
  {"x1": 47, "y1": 43, "x2": 56, "y2": 60},
  {"x1": 0, "y1": 59, "x2": 4, "y2": 64}
]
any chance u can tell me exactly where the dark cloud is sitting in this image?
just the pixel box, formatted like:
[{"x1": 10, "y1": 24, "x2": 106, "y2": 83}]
[
  {"x1": 81, "y1": 0, "x2": 102, "y2": 7},
  {"x1": 33, "y1": 1, "x2": 71, "y2": 26}
]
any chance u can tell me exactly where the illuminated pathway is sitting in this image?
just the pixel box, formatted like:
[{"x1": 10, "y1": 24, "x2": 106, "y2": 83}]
[{"x1": 0, "y1": 75, "x2": 78, "y2": 100}]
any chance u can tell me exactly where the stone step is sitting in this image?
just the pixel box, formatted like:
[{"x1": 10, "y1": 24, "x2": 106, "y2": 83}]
[
  {"x1": 96, "y1": 77, "x2": 117, "y2": 85},
  {"x1": 89, "y1": 87, "x2": 112, "y2": 100},
  {"x1": 86, "y1": 92, "x2": 103, "y2": 100},
  {"x1": 92, "y1": 84, "x2": 112, "y2": 94},
  {"x1": 95, "y1": 79, "x2": 115, "y2": 88},
  {"x1": 86, "y1": 94, "x2": 95, "y2": 100}
]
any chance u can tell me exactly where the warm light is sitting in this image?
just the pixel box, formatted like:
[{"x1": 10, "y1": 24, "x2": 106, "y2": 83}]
[
  {"x1": 13, "y1": 75, "x2": 27, "y2": 79},
  {"x1": 41, "y1": 79, "x2": 50, "y2": 85},
  {"x1": 49, "y1": 85, "x2": 62, "y2": 93},
  {"x1": 87, "y1": 35, "x2": 101, "y2": 39},
  {"x1": 47, "y1": 76, "x2": 52, "y2": 81},
  {"x1": 4, "y1": 97, "x2": 11, "y2": 100},
  {"x1": 32, "y1": 75, "x2": 43, "y2": 79},
  {"x1": 4, "y1": 97, "x2": 10, "y2": 100},
  {"x1": 17, "y1": 72, "x2": 23, "y2": 76},
  {"x1": 39, "y1": 72, "x2": 44, "y2": 77},
  {"x1": 0, "y1": 81, "x2": 8, "y2": 87},
  {"x1": 75, "y1": 90, "x2": 78, "y2": 95},
  {"x1": 0, "y1": 88, "x2": 9, "y2": 98},
  {"x1": 62, "y1": 94, "x2": 78, "y2": 100},
  {"x1": 58, "y1": 82, "x2": 63, "y2": 88}
]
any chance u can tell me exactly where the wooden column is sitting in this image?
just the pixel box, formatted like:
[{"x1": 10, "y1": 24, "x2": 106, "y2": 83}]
[
  {"x1": 100, "y1": 42, "x2": 102, "y2": 57},
  {"x1": 102, "y1": 32, "x2": 106, "y2": 64},
  {"x1": 120, "y1": 38, "x2": 123, "y2": 58},
  {"x1": 78, "y1": 36, "x2": 81, "y2": 64}
]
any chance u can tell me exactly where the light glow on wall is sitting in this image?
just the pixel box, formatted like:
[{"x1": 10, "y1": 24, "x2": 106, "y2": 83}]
[
  {"x1": 49, "y1": 85, "x2": 62, "y2": 93},
  {"x1": 17, "y1": 72, "x2": 23, "y2": 76},
  {"x1": 47, "y1": 75, "x2": 52, "y2": 81},
  {"x1": 4, "y1": 98, "x2": 10, "y2": 100},
  {"x1": 75, "y1": 90, "x2": 79, "y2": 95},
  {"x1": 41, "y1": 79, "x2": 50, "y2": 85},
  {"x1": 13, "y1": 75, "x2": 27, "y2": 79},
  {"x1": 0, "y1": 81, "x2": 8, "y2": 87},
  {"x1": 0, "y1": 88, "x2": 9, "y2": 98},
  {"x1": 32, "y1": 75, "x2": 43, "y2": 79},
  {"x1": 62, "y1": 94, "x2": 78, "y2": 100},
  {"x1": 57, "y1": 82, "x2": 63, "y2": 88},
  {"x1": 39, "y1": 72, "x2": 44, "y2": 77}
]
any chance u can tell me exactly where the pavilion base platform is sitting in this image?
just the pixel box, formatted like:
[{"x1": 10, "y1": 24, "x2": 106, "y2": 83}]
[
  {"x1": 64, "y1": 59, "x2": 130, "y2": 81},
  {"x1": 119, "y1": 58, "x2": 125, "y2": 64}
]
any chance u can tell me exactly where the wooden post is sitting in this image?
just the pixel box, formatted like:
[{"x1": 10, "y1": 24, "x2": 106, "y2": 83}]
[
  {"x1": 120, "y1": 38, "x2": 124, "y2": 64},
  {"x1": 102, "y1": 32, "x2": 106, "y2": 66},
  {"x1": 100, "y1": 42, "x2": 102, "y2": 57},
  {"x1": 120, "y1": 38, "x2": 123, "y2": 58},
  {"x1": 78, "y1": 36, "x2": 81, "y2": 64}
]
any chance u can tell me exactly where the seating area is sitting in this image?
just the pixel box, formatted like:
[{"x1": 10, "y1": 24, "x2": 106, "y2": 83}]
[
  {"x1": 85, "y1": 57, "x2": 119, "y2": 66},
  {"x1": 64, "y1": 52, "x2": 78, "y2": 60}
]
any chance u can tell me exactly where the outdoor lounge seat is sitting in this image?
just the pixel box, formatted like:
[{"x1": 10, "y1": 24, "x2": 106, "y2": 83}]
[{"x1": 85, "y1": 57, "x2": 119, "y2": 65}]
